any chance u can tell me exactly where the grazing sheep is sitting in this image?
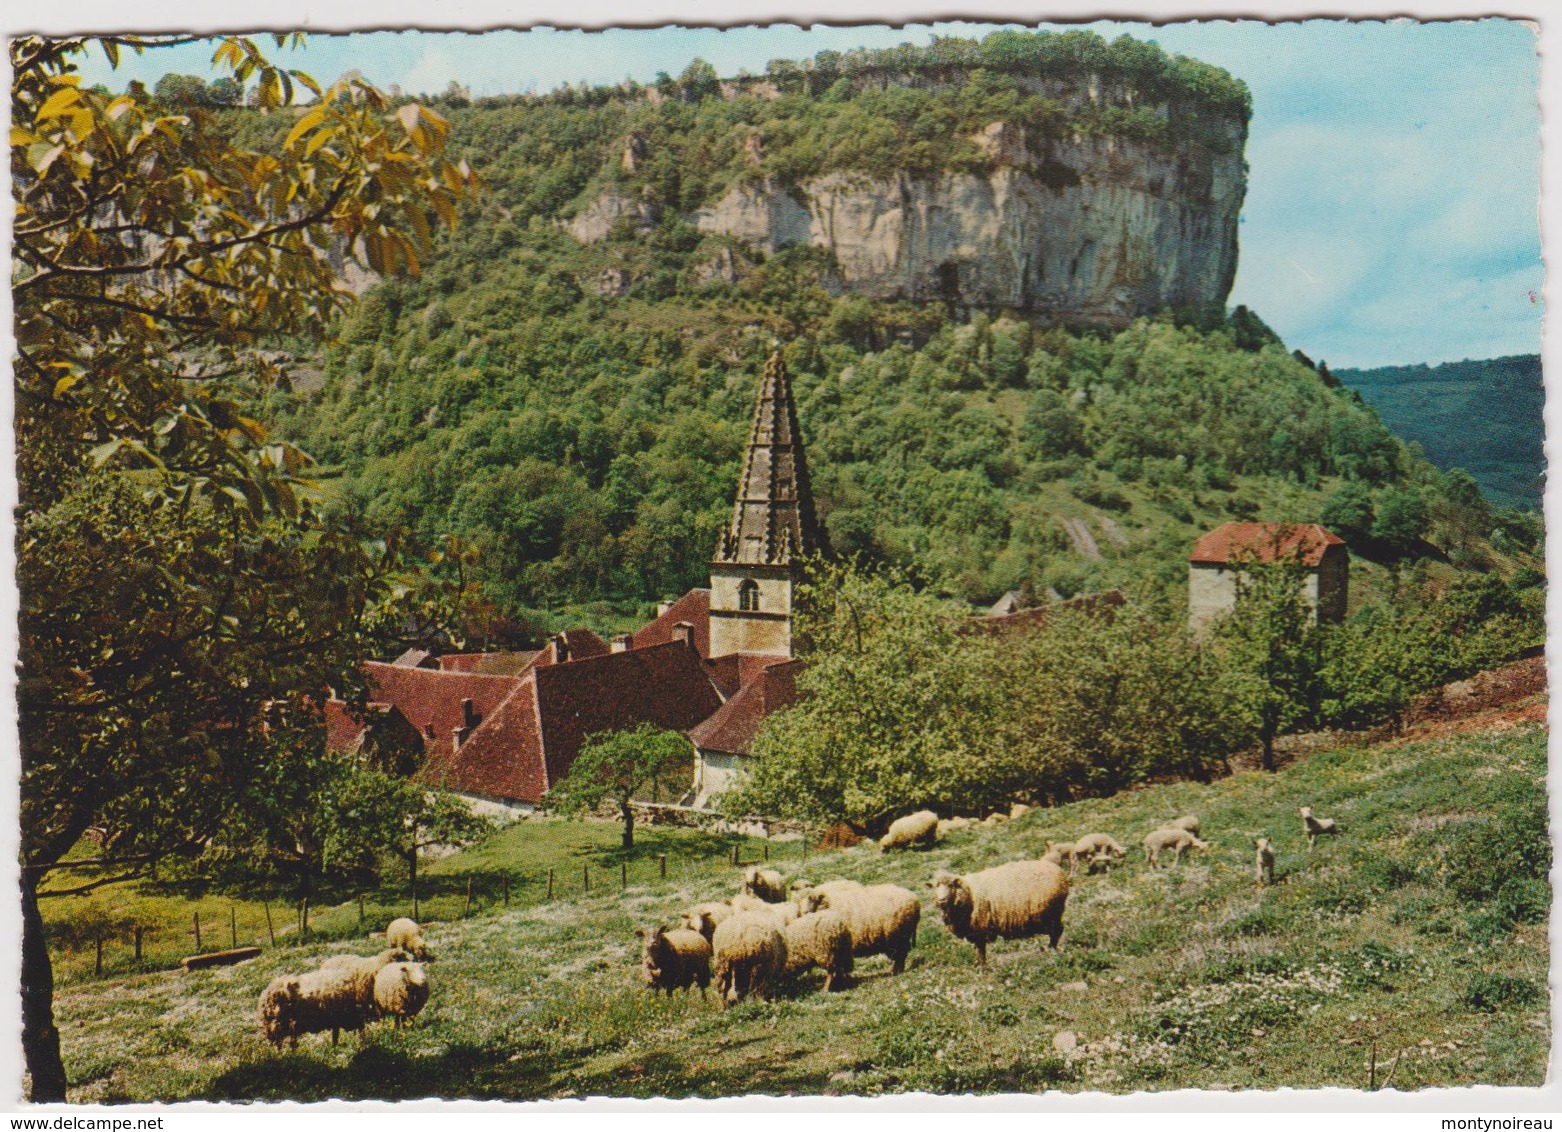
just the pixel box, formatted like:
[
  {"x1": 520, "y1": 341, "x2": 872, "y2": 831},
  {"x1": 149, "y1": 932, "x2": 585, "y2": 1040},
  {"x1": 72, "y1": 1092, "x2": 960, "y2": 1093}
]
[
  {"x1": 1165, "y1": 815, "x2": 1201, "y2": 837},
  {"x1": 1143, "y1": 827, "x2": 1210, "y2": 867},
  {"x1": 879, "y1": 810, "x2": 939, "y2": 852},
  {"x1": 741, "y1": 865, "x2": 788, "y2": 903},
  {"x1": 636, "y1": 925, "x2": 712, "y2": 996},
  {"x1": 782, "y1": 909, "x2": 854, "y2": 992},
  {"x1": 1299, "y1": 805, "x2": 1340, "y2": 851},
  {"x1": 1255, "y1": 837, "x2": 1276, "y2": 886},
  {"x1": 801, "y1": 883, "x2": 921, "y2": 975},
  {"x1": 385, "y1": 917, "x2": 432, "y2": 961},
  {"x1": 790, "y1": 878, "x2": 864, "y2": 904},
  {"x1": 711, "y1": 912, "x2": 788, "y2": 1007},
  {"x1": 680, "y1": 901, "x2": 734, "y2": 942},
  {"x1": 937, "y1": 816, "x2": 974, "y2": 836},
  {"x1": 257, "y1": 956, "x2": 395, "y2": 1049},
  {"x1": 1070, "y1": 833, "x2": 1128, "y2": 874},
  {"x1": 1009, "y1": 802, "x2": 1033, "y2": 821},
  {"x1": 929, "y1": 859, "x2": 1069, "y2": 967},
  {"x1": 730, "y1": 891, "x2": 799, "y2": 924},
  {"x1": 1043, "y1": 840, "x2": 1078, "y2": 871},
  {"x1": 372, "y1": 962, "x2": 429, "y2": 1028},
  {"x1": 982, "y1": 812, "x2": 1010, "y2": 828}
]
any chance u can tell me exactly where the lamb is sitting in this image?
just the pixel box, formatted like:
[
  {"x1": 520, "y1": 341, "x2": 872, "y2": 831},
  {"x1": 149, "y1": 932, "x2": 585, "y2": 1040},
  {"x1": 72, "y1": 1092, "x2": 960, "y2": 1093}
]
[
  {"x1": 385, "y1": 917, "x2": 432, "y2": 961},
  {"x1": 741, "y1": 865, "x2": 788, "y2": 903},
  {"x1": 782, "y1": 909, "x2": 854, "y2": 992},
  {"x1": 1070, "y1": 833, "x2": 1128, "y2": 874},
  {"x1": 636, "y1": 924, "x2": 712, "y2": 996},
  {"x1": 1255, "y1": 837, "x2": 1276, "y2": 886},
  {"x1": 982, "y1": 812, "x2": 1009, "y2": 828},
  {"x1": 1143, "y1": 827, "x2": 1210, "y2": 867},
  {"x1": 879, "y1": 810, "x2": 939, "y2": 852},
  {"x1": 1165, "y1": 815, "x2": 1201, "y2": 836},
  {"x1": 1299, "y1": 805, "x2": 1340, "y2": 851},
  {"x1": 315, "y1": 948, "x2": 414, "y2": 1020},
  {"x1": 929, "y1": 859, "x2": 1069, "y2": 967},
  {"x1": 680, "y1": 901, "x2": 734, "y2": 942},
  {"x1": 711, "y1": 912, "x2": 788, "y2": 1007},
  {"x1": 1043, "y1": 840, "x2": 1078, "y2": 871},
  {"x1": 789, "y1": 878, "x2": 864, "y2": 904},
  {"x1": 799, "y1": 882, "x2": 921, "y2": 975},
  {"x1": 372, "y1": 961, "x2": 430, "y2": 1028},
  {"x1": 937, "y1": 816, "x2": 974, "y2": 836},
  {"x1": 1009, "y1": 802, "x2": 1033, "y2": 821}
]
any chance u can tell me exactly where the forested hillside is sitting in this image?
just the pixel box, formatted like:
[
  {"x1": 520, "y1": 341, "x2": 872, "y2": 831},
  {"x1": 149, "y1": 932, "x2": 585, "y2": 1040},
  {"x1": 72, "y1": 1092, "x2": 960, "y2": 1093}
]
[
  {"x1": 1334, "y1": 356, "x2": 1543, "y2": 511},
  {"x1": 250, "y1": 32, "x2": 1539, "y2": 640}
]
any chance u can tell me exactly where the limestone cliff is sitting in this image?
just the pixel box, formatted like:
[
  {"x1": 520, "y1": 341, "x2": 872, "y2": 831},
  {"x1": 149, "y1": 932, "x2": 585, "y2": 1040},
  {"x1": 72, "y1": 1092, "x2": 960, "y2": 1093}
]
[{"x1": 685, "y1": 119, "x2": 1244, "y2": 325}]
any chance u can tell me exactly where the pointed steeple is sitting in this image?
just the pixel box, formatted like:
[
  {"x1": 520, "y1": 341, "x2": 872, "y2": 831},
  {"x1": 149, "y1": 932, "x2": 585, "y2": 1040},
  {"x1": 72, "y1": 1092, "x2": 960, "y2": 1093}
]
[{"x1": 714, "y1": 349, "x2": 823, "y2": 567}]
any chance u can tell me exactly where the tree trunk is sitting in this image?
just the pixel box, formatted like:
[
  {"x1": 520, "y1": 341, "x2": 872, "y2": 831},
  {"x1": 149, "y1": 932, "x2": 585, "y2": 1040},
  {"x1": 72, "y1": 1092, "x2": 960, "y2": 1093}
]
[
  {"x1": 1260, "y1": 722, "x2": 1276, "y2": 772},
  {"x1": 621, "y1": 799, "x2": 634, "y2": 850},
  {"x1": 21, "y1": 876, "x2": 68, "y2": 1102}
]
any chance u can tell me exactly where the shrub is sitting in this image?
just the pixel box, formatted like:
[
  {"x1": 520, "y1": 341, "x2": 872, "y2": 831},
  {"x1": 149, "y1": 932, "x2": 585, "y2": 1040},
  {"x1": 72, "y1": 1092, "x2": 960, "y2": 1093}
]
[
  {"x1": 1461, "y1": 973, "x2": 1544, "y2": 1013},
  {"x1": 1445, "y1": 799, "x2": 1549, "y2": 904}
]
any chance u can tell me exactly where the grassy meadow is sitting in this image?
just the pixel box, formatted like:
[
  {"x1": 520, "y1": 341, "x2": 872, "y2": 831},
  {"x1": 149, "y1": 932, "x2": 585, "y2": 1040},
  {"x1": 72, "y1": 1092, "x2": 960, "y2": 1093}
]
[{"x1": 48, "y1": 715, "x2": 1549, "y2": 1101}]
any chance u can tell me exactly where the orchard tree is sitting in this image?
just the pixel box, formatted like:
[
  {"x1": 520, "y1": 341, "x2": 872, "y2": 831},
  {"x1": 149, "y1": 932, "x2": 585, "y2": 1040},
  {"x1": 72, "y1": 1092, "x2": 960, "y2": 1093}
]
[
  {"x1": 13, "y1": 33, "x2": 474, "y2": 1101},
  {"x1": 545, "y1": 725, "x2": 694, "y2": 849}
]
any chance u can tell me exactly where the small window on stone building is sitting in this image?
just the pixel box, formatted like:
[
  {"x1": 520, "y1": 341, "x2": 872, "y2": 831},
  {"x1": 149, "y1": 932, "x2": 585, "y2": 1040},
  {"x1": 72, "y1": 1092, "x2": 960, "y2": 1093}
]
[{"x1": 738, "y1": 579, "x2": 760, "y2": 612}]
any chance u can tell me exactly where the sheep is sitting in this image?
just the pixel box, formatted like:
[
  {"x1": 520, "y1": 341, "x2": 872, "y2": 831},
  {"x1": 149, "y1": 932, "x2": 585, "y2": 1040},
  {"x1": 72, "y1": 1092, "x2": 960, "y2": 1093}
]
[
  {"x1": 372, "y1": 961, "x2": 430, "y2": 1028},
  {"x1": 741, "y1": 865, "x2": 788, "y2": 903},
  {"x1": 1165, "y1": 815, "x2": 1201, "y2": 837},
  {"x1": 782, "y1": 909, "x2": 854, "y2": 992},
  {"x1": 1255, "y1": 837, "x2": 1276, "y2": 886},
  {"x1": 1299, "y1": 805, "x2": 1340, "y2": 851},
  {"x1": 731, "y1": 891, "x2": 799, "y2": 924},
  {"x1": 257, "y1": 958, "x2": 391, "y2": 1049},
  {"x1": 929, "y1": 859, "x2": 1069, "y2": 967},
  {"x1": 711, "y1": 912, "x2": 788, "y2": 1007},
  {"x1": 879, "y1": 810, "x2": 939, "y2": 852},
  {"x1": 1009, "y1": 802, "x2": 1033, "y2": 821},
  {"x1": 799, "y1": 883, "x2": 921, "y2": 975},
  {"x1": 636, "y1": 924, "x2": 712, "y2": 996},
  {"x1": 1143, "y1": 827, "x2": 1210, "y2": 867},
  {"x1": 385, "y1": 917, "x2": 432, "y2": 961},
  {"x1": 1070, "y1": 832, "x2": 1128, "y2": 874},
  {"x1": 789, "y1": 878, "x2": 864, "y2": 904},
  {"x1": 1043, "y1": 840, "x2": 1078, "y2": 871},
  {"x1": 982, "y1": 811, "x2": 1009, "y2": 828},
  {"x1": 937, "y1": 816, "x2": 974, "y2": 836},
  {"x1": 680, "y1": 901, "x2": 734, "y2": 942}
]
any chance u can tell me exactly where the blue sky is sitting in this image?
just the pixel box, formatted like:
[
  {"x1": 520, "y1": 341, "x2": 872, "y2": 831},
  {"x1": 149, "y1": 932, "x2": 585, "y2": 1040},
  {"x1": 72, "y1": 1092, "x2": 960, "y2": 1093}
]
[{"x1": 71, "y1": 18, "x2": 1541, "y2": 369}]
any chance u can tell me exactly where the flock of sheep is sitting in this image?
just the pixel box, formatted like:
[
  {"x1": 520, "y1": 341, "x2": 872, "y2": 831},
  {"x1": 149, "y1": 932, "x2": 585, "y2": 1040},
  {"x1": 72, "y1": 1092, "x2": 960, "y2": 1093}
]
[{"x1": 255, "y1": 802, "x2": 1344, "y2": 1044}]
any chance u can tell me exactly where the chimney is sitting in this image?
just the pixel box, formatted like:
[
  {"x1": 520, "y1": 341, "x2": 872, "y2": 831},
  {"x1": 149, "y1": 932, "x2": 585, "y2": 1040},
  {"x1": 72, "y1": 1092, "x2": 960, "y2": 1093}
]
[
  {"x1": 423, "y1": 723, "x2": 436, "y2": 741},
  {"x1": 461, "y1": 697, "x2": 477, "y2": 729},
  {"x1": 672, "y1": 621, "x2": 696, "y2": 652},
  {"x1": 452, "y1": 724, "x2": 469, "y2": 751},
  {"x1": 551, "y1": 633, "x2": 571, "y2": 663},
  {"x1": 657, "y1": 599, "x2": 675, "y2": 617},
  {"x1": 611, "y1": 633, "x2": 633, "y2": 653}
]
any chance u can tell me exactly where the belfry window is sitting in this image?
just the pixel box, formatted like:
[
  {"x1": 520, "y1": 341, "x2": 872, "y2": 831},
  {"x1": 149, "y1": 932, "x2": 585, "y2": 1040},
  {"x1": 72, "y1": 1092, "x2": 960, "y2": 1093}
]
[{"x1": 738, "y1": 579, "x2": 761, "y2": 612}]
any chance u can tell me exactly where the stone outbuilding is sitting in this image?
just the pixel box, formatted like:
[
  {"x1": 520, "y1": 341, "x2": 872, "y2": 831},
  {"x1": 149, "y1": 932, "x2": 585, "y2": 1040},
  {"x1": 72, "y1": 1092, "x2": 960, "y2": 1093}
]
[{"x1": 1188, "y1": 521, "x2": 1348, "y2": 634}]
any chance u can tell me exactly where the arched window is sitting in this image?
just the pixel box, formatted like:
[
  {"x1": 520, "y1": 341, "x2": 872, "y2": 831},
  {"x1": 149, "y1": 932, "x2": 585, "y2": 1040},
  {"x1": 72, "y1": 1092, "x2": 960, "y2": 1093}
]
[{"x1": 738, "y1": 578, "x2": 760, "y2": 612}]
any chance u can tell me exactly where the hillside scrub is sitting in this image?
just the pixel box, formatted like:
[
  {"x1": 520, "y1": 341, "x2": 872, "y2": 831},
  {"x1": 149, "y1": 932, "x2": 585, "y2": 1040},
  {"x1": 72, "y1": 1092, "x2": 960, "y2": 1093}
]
[{"x1": 47, "y1": 722, "x2": 1548, "y2": 1100}]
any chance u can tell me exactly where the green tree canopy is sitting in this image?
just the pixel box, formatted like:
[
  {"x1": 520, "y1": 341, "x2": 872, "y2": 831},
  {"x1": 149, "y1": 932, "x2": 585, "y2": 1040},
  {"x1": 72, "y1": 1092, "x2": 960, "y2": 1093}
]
[{"x1": 545, "y1": 724, "x2": 693, "y2": 848}]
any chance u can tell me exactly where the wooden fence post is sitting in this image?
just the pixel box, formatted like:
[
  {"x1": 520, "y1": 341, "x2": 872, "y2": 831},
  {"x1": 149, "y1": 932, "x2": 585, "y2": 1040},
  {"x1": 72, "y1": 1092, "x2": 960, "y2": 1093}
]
[
  {"x1": 301, "y1": 897, "x2": 309, "y2": 940},
  {"x1": 763, "y1": 843, "x2": 770, "y2": 861},
  {"x1": 230, "y1": 905, "x2": 238, "y2": 949},
  {"x1": 464, "y1": 876, "x2": 473, "y2": 918},
  {"x1": 193, "y1": 910, "x2": 202, "y2": 952},
  {"x1": 621, "y1": 861, "x2": 628, "y2": 890},
  {"x1": 94, "y1": 935, "x2": 103, "y2": 977},
  {"x1": 547, "y1": 868, "x2": 555, "y2": 901},
  {"x1": 263, "y1": 903, "x2": 275, "y2": 947},
  {"x1": 133, "y1": 926, "x2": 143, "y2": 963},
  {"x1": 658, "y1": 854, "x2": 667, "y2": 879},
  {"x1": 357, "y1": 894, "x2": 365, "y2": 924},
  {"x1": 583, "y1": 864, "x2": 590, "y2": 894},
  {"x1": 503, "y1": 876, "x2": 510, "y2": 907},
  {"x1": 412, "y1": 885, "x2": 419, "y2": 923},
  {"x1": 730, "y1": 844, "x2": 739, "y2": 867}
]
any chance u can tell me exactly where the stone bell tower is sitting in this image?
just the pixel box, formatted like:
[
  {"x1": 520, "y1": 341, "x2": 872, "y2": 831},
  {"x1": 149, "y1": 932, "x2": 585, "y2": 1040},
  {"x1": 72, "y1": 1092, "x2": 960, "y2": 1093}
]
[{"x1": 708, "y1": 349, "x2": 823, "y2": 660}]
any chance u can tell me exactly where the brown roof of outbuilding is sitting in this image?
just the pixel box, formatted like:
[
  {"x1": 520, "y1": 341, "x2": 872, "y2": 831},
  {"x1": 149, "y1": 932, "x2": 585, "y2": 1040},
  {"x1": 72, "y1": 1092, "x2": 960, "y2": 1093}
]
[
  {"x1": 436, "y1": 651, "x2": 542, "y2": 676},
  {"x1": 1189, "y1": 522, "x2": 1345, "y2": 567},
  {"x1": 633, "y1": 589, "x2": 711, "y2": 657},
  {"x1": 358, "y1": 661, "x2": 520, "y2": 760},
  {"x1": 690, "y1": 659, "x2": 804, "y2": 757},
  {"x1": 424, "y1": 679, "x2": 549, "y2": 803}
]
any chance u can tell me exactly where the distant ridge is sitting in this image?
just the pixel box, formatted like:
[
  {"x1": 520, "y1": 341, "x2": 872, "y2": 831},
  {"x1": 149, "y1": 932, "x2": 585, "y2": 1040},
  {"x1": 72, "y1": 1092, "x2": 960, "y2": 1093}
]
[{"x1": 1335, "y1": 355, "x2": 1542, "y2": 510}]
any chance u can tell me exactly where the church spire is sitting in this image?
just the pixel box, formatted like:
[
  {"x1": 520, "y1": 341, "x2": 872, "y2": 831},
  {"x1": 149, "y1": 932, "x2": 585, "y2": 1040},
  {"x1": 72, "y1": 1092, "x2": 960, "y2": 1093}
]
[{"x1": 714, "y1": 349, "x2": 822, "y2": 567}]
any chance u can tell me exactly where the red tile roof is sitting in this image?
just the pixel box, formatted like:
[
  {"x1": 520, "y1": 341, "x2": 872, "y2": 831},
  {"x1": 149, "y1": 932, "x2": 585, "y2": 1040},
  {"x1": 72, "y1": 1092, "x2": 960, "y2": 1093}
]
[
  {"x1": 437, "y1": 651, "x2": 542, "y2": 675},
  {"x1": 1189, "y1": 522, "x2": 1345, "y2": 567},
  {"x1": 357, "y1": 661, "x2": 520, "y2": 760},
  {"x1": 690, "y1": 659, "x2": 805, "y2": 757},
  {"x1": 970, "y1": 589, "x2": 1127, "y2": 637},
  {"x1": 633, "y1": 589, "x2": 711, "y2": 657},
  {"x1": 425, "y1": 679, "x2": 549, "y2": 803}
]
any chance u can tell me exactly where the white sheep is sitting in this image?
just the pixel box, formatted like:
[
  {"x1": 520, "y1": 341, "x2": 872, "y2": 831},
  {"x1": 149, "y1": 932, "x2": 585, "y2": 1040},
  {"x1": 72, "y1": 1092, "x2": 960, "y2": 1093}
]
[
  {"x1": 741, "y1": 865, "x2": 788, "y2": 903},
  {"x1": 1070, "y1": 832, "x2": 1128, "y2": 874},
  {"x1": 636, "y1": 924, "x2": 712, "y2": 996},
  {"x1": 1043, "y1": 840, "x2": 1078, "y2": 871},
  {"x1": 1009, "y1": 802, "x2": 1033, "y2": 821},
  {"x1": 982, "y1": 811, "x2": 1009, "y2": 828},
  {"x1": 782, "y1": 909, "x2": 854, "y2": 992},
  {"x1": 936, "y1": 816, "x2": 974, "y2": 836},
  {"x1": 799, "y1": 883, "x2": 920, "y2": 975},
  {"x1": 711, "y1": 912, "x2": 788, "y2": 1007},
  {"x1": 1166, "y1": 815, "x2": 1202, "y2": 836},
  {"x1": 1143, "y1": 827, "x2": 1210, "y2": 867},
  {"x1": 1254, "y1": 837, "x2": 1276, "y2": 886},
  {"x1": 258, "y1": 962, "x2": 378, "y2": 1049},
  {"x1": 680, "y1": 901, "x2": 734, "y2": 942},
  {"x1": 1299, "y1": 805, "x2": 1340, "y2": 851},
  {"x1": 879, "y1": 810, "x2": 939, "y2": 852},
  {"x1": 930, "y1": 859, "x2": 1069, "y2": 967},
  {"x1": 385, "y1": 917, "x2": 432, "y2": 961},
  {"x1": 372, "y1": 962, "x2": 430, "y2": 1028},
  {"x1": 731, "y1": 891, "x2": 799, "y2": 924}
]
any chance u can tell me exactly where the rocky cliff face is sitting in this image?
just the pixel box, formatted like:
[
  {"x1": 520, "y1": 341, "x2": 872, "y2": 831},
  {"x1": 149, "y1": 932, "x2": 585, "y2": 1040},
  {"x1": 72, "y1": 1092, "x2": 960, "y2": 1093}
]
[{"x1": 688, "y1": 119, "x2": 1244, "y2": 325}]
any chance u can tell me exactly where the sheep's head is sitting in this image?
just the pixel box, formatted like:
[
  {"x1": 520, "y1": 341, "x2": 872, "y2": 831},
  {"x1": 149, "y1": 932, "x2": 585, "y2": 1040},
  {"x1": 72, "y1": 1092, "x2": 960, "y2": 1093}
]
[
  {"x1": 637, "y1": 925, "x2": 670, "y2": 981},
  {"x1": 1298, "y1": 805, "x2": 1313, "y2": 819},
  {"x1": 795, "y1": 890, "x2": 827, "y2": 916},
  {"x1": 1255, "y1": 837, "x2": 1273, "y2": 853},
  {"x1": 929, "y1": 870, "x2": 972, "y2": 928}
]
